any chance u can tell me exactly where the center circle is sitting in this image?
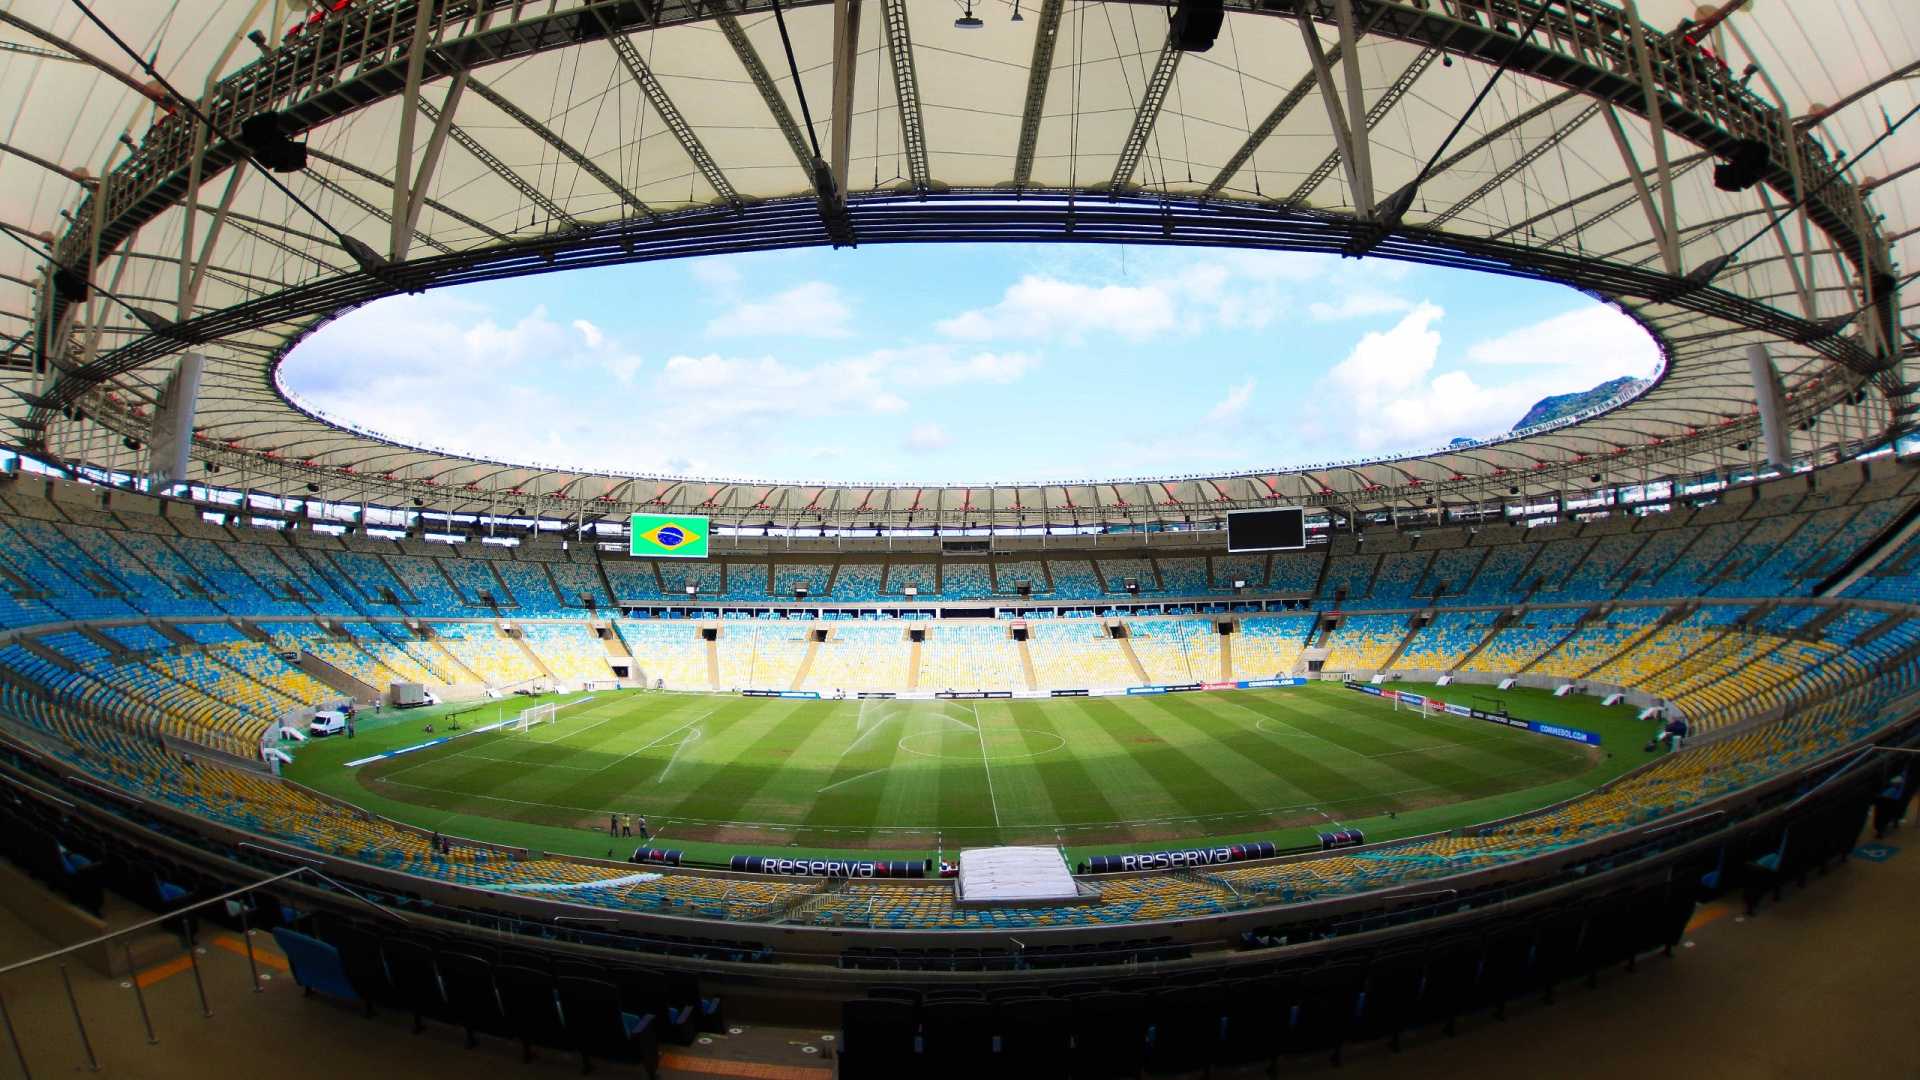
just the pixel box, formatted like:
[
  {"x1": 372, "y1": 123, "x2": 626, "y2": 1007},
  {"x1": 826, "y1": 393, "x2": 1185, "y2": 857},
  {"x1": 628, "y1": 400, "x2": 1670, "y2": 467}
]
[{"x1": 896, "y1": 726, "x2": 1067, "y2": 762}]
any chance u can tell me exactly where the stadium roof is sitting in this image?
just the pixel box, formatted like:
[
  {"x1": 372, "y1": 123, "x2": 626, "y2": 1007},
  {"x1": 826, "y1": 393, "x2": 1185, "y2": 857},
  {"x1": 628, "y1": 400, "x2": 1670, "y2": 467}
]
[{"x1": 0, "y1": 0, "x2": 1913, "y2": 525}]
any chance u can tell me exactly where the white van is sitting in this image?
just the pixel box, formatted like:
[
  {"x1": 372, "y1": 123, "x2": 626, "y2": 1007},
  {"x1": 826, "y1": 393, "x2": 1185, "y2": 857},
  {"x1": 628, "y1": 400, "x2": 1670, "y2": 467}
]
[{"x1": 309, "y1": 711, "x2": 348, "y2": 737}]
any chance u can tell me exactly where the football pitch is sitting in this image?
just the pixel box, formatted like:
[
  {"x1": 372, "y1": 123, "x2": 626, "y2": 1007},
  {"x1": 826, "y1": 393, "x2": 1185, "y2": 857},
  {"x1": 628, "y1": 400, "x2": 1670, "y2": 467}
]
[{"x1": 287, "y1": 683, "x2": 1648, "y2": 862}]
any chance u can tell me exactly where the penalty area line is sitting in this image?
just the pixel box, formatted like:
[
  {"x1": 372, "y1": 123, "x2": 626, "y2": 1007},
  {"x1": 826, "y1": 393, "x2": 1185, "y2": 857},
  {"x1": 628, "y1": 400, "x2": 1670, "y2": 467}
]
[{"x1": 816, "y1": 767, "x2": 887, "y2": 794}]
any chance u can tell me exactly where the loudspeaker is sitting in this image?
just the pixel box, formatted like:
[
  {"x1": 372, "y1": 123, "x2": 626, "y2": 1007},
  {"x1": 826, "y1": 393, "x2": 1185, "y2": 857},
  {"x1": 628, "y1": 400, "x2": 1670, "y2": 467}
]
[
  {"x1": 239, "y1": 112, "x2": 308, "y2": 173},
  {"x1": 1712, "y1": 138, "x2": 1769, "y2": 192},
  {"x1": 52, "y1": 267, "x2": 89, "y2": 304},
  {"x1": 1171, "y1": 0, "x2": 1224, "y2": 51}
]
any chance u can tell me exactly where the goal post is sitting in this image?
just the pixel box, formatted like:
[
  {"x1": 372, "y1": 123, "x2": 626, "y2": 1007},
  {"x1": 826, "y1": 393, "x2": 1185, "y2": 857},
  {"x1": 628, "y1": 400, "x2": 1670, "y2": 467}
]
[
  {"x1": 510, "y1": 692, "x2": 601, "y2": 733},
  {"x1": 514, "y1": 702, "x2": 558, "y2": 733}
]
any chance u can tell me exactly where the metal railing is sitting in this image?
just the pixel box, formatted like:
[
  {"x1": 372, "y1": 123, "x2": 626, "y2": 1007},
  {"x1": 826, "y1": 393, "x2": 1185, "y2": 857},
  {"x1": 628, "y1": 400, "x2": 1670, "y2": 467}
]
[{"x1": 0, "y1": 865, "x2": 401, "y2": 1078}]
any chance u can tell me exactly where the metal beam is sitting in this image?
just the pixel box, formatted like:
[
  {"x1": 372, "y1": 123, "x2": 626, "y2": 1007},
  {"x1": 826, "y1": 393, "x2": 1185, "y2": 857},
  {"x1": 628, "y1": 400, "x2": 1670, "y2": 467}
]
[
  {"x1": 604, "y1": 32, "x2": 741, "y2": 207},
  {"x1": 1331, "y1": 0, "x2": 1374, "y2": 214},
  {"x1": 465, "y1": 77, "x2": 654, "y2": 220},
  {"x1": 390, "y1": 0, "x2": 438, "y2": 260},
  {"x1": 1202, "y1": 44, "x2": 1343, "y2": 200},
  {"x1": 416, "y1": 98, "x2": 578, "y2": 233},
  {"x1": 306, "y1": 146, "x2": 508, "y2": 244},
  {"x1": 1109, "y1": 32, "x2": 1183, "y2": 191},
  {"x1": 878, "y1": 0, "x2": 931, "y2": 193},
  {"x1": 1010, "y1": 0, "x2": 1066, "y2": 189},
  {"x1": 304, "y1": 163, "x2": 454, "y2": 256},
  {"x1": 1287, "y1": 46, "x2": 1437, "y2": 207},
  {"x1": 1296, "y1": 11, "x2": 1366, "y2": 214},
  {"x1": 712, "y1": 8, "x2": 817, "y2": 181},
  {"x1": 1620, "y1": 0, "x2": 1681, "y2": 272},
  {"x1": 831, "y1": 0, "x2": 863, "y2": 197},
  {"x1": 1428, "y1": 99, "x2": 1600, "y2": 228},
  {"x1": 1601, "y1": 105, "x2": 1679, "y2": 274},
  {"x1": 711, "y1": 5, "x2": 851, "y2": 242},
  {"x1": 400, "y1": 73, "x2": 469, "y2": 245}
]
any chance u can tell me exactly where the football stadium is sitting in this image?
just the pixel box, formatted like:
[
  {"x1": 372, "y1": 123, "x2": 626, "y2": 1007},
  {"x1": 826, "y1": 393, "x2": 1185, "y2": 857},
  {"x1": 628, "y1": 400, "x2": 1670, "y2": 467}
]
[{"x1": 0, "y1": 0, "x2": 1915, "y2": 1077}]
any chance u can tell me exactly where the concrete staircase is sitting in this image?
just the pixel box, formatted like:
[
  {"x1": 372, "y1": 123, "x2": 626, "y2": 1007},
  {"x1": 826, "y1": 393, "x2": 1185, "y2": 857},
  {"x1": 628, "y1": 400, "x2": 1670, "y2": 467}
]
[
  {"x1": 295, "y1": 652, "x2": 377, "y2": 701},
  {"x1": 1114, "y1": 631, "x2": 1151, "y2": 684},
  {"x1": 790, "y1": 637, "x2": 819, "y2": 692},
  {"x1": 506, "y1": 628, "x2": 557, "y2": 682}
]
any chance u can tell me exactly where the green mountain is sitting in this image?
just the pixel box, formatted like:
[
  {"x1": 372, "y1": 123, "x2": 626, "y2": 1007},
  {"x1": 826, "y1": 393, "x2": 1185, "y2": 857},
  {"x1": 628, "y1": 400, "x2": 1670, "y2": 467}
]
[{"x1": 1512, "y1": 376, "x2": 1648, "y2": 432}]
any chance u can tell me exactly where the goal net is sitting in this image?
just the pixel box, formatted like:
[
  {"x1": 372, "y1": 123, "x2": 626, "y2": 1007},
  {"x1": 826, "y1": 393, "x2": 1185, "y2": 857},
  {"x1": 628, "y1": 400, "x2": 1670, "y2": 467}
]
[
  {"x1": 510, "y1": 693, "x2": 600, "y2": 733},
  {"x1": 513, "y1": 702, "x2": 558, "y2": 733}
]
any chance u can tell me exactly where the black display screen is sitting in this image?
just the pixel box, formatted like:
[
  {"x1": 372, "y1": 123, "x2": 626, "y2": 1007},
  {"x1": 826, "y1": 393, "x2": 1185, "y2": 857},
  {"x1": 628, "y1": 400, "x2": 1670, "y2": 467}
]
[{"x1": 1226, "y1": 507, "x2": 1305, "y2": 552}]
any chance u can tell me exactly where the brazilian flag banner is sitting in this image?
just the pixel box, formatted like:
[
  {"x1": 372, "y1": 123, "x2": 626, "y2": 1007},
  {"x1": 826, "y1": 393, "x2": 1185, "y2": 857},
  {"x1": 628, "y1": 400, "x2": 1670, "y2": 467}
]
[{"x1": 629, "y1": 513, "x2": 710, "y2": 559}]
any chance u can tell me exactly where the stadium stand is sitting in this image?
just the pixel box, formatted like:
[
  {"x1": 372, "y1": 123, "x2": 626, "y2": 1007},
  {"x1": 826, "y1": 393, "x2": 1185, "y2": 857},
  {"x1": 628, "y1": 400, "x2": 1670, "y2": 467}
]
[
  {"x1": 1231, "y1": 614, "x2": 1315, "y2": 678},
  {"x1": 1320, "y1": 614, "x2": 1411, "y2": 672},
  {"x1": 0, "y1": 465, "x2": 1916, "y2": 957},
  {"x1": 1026, "y1": 621, "x2": 1134, "y2": 688},
  {"x1": 1127, "y1": 619, "x2": 1223, "y2": 682},
  {"x1": 518, "y1": 622, "x2": 616, "y2": 684},
  {"x1": 615, "y1": 620, "x2": 713, "y2": 689},
  {"x1": 802, "y1": 623, "x2": 912, "y2": 692},
  {"x1": 434, "y1": 622, "x2": 543, "y2": 686},
  {"x1": 1395, "y1": 610, "x2": 1500, "y2": 671},
  {"x1": 920, "y1": 624, "x2": 1029, "y2": 691}
]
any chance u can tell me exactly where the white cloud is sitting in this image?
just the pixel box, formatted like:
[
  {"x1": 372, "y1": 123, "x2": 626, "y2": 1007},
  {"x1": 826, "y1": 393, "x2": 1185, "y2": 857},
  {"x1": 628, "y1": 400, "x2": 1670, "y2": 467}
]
[
  {"x1": 572, "y1": 319, "x2": 604, "y2": 348},
  {"x1": 707, "y1": 281, "x2": 853, "y2": 338},
  {"x1": 1325, "y1": 303, "x2": 1447, "y2": 407},
  {"x1": 689, "y1": 260, "x2": 742, "y2": 289},
  {"x1": 603, "y1": 354, "x2": 644, "y2": 384},
  {"x1": 1466, "y1": 305, "x2": 1661, "y2": 376},
  {"x1": 1206, "y1": 378, "x2": 1256, "y2": 422},
  {"x1": 1306, "y1": 302, "x2": 1642, "y2": 455},
  {"x1": 904, "y1": 423, "x2": 952, "y2": 452},
  {"x1": 936, "y1": 276, "x2": 1179, "y2": 343},
  {"x1": 1307, "y1": 289, "x2": 1414, "y2": 321},
  {"x1": 876, "y1": 345, "x2": 1038, "y2": 386}
]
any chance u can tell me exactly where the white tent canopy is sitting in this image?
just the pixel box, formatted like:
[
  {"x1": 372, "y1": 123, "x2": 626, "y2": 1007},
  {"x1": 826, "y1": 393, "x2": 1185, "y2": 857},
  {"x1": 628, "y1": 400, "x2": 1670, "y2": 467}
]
[{"x1": 0, "y1": 0, "x2": 1912, "y2": 523}]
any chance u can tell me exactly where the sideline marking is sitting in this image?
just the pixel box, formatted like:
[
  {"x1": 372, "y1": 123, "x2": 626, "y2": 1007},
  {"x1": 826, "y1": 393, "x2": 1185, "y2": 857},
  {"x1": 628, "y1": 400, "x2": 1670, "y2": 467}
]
[
  {"x1": 587, "y1": 712, "x2": 712, "y2": 776},
  {"x1": 656, "y1": 726, "x2": 704, "y2": 784},
  {"x1": 973, "y1": 702, "x2": 1002, "y2": 827}
]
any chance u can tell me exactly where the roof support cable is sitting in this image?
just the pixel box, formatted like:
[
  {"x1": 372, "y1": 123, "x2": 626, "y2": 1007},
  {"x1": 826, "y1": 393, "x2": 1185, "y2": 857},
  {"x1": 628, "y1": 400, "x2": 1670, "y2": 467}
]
[
  {"x1": 66, "y1": 0, "x2": 393, "y2": 279},
  {"x1": 1347, "y1": 1, "x2": 1554, "y2": 256},
  {"x1": 763, "y1": 0, "x2": 856, "y2": 245}
]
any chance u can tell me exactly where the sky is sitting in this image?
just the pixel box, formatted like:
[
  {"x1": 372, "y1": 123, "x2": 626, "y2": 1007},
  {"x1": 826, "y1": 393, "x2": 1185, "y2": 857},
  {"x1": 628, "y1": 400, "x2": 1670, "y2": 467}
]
[{"x1": 277, "y1": 243, "x2": 1664, "y2": 485}]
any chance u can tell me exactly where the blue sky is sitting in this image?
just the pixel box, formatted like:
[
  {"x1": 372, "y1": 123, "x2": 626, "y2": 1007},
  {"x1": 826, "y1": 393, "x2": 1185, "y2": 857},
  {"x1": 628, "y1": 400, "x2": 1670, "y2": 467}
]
[{"x1": 278, "y1": 243, "x2": 1662, "y2": 484}]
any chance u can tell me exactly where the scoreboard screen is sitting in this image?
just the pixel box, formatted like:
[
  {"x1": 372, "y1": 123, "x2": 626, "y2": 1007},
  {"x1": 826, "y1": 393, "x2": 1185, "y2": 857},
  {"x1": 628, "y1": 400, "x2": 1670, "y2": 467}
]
[
  {"x1": 1226, "y1": 507, "x2": 1305, "y2": 552},
  {"x1": 629, "y1": 513, "x2": 711, "y2": 559}
]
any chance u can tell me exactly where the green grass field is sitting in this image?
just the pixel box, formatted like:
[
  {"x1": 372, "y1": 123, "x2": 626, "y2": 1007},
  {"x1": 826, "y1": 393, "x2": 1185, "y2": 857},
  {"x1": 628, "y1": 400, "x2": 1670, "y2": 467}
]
[{"x1": 284, "y1": 682, "x2": 1655, "y2": 864}]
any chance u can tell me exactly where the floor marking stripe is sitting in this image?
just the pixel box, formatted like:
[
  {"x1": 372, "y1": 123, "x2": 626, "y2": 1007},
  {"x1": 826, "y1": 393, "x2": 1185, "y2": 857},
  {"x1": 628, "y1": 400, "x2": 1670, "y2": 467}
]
[
  {"x1": 1685, "y1": 900, "x2": 1734, "y2": 933},
  {"x1": 134, "y1": 953, "x2": 195, "y2": 989},
  {"x1": 212, "y1": 934, "x2": 289, "y2": 971},
  {"x1": 657, "y1": 1052, "x2": 830, "y2": 1080}
]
